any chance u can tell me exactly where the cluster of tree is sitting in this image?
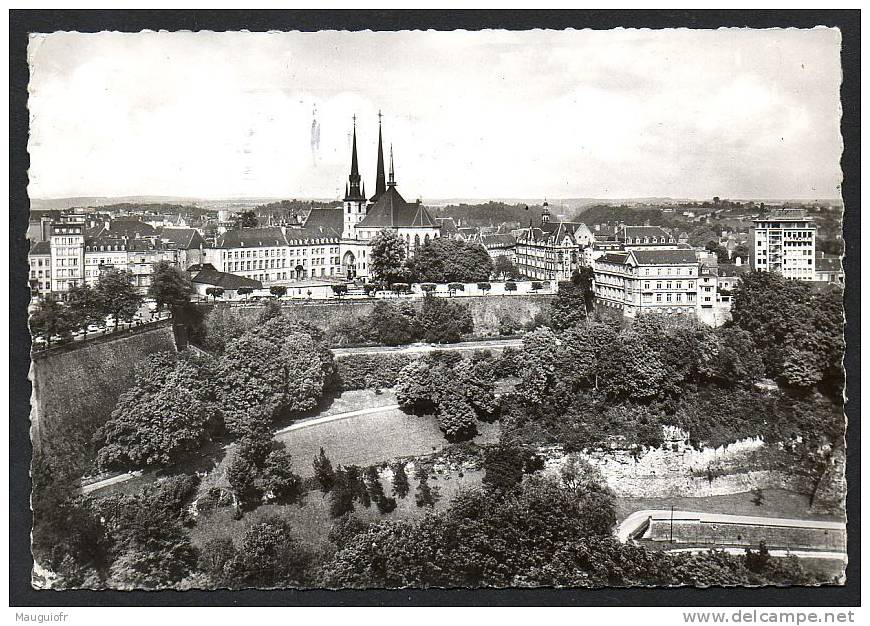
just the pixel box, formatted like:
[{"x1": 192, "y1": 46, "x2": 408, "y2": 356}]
[
  {"x1": 369, "y1": 229, "x2": 494, "y2": 285},
  {"x1": 32, "y1": 475, "x2": 201, "y2": 589},
  {"x1": 312, "y1": 449, "x2": 398, "y2": 518},
  {"x1": 319, "y1": 465, "x2": 823, "y2": 587},
  {"x1": 225, "y1": 423, "x2": 303, "y2": 509},
  {"x1": 574, "y1": 205, "x2": 680, "y2": 230},
  {"x1": 500, "y1": 301, "x2": 843, "y2": 468},
  {"x1": 731, "y1": 271, "x2": 844, "y2": 392},
  {"x1": 213, "y1": 314, "x2": 335, "y2": 435},
  {"x1": 93, "y1": 352, "x2": 222, "y2": 471},
  {"x1": 92, "y1": 307, "x2": 334, "y2": 472},
  {"x1": 198, "y1": 516, "x2": 314, "y2": 588},
  {"x1": 394, "y1": 352, "x2": 497, "y2": 441},
  {"x1": 404, "y1": 237, "x2": 494, "y2": 283},
  {"x1": 30, "y1": 263, "x2": 191, "y2": 344},
  {"x1": 332, "y1": 294, "x2": 474, "y2": 347},
  {"x1": 431, "y1": 201, "x2": 547, "y2": 228}
]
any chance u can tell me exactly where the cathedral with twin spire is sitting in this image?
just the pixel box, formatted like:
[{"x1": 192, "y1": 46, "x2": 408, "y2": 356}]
[{"x1": 337, "y1": 113, "x2": 440, "y2": 279}]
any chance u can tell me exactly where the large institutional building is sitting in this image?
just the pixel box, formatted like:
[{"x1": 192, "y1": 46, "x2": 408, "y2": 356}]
[{"x1": 750, "y1": 209, "x2": 817, "y2": 280}]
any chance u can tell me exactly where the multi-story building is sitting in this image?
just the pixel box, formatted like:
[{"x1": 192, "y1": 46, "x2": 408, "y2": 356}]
[
  {"x1": 514, "y1": 203, "x2": 594, "y2": 281},
  {"x1": 28, "y1": 241, "x2": 52, "y2": 297},
  {"x1": 83, "y1": 236, "x2": 129, "y2": 286},
  {"x1": 593, "y1": 248, "x2": 715, "y2": 319},
  {"x1": 815, "y1": 255, "x2": 845, "y2": 285},
  {"x1": 751, "y1": 209, "x2": 817, "y2": 280},
  {"x1": 49, "y1": 221, "x2": 85, "y2": 296}
]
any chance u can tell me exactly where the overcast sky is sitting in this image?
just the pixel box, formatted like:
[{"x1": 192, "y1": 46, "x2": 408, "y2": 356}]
[{"x1": 27, "y1": 28, "x2": 842, "y2": 201}]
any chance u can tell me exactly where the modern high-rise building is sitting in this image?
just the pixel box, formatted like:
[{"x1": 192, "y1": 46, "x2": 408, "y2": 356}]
[{"x1": 751, "y1": 209, "x2": 817, "y2": 281}]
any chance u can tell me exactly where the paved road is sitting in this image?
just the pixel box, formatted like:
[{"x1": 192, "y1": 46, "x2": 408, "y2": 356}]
[
  {"x1": 333, "y1": 338, "x2": 522, "y2": 357},
  {"x1": 665, "y1": 547, "x2": 847, "y2": 562},
  {"x1": 617, "y1": 509, "x2": 846, "y2": 542}
]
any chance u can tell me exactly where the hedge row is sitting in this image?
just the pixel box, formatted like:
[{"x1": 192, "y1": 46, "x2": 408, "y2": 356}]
[{"x1": 335, "y1": 353, "x2": 414, "y2": 390}]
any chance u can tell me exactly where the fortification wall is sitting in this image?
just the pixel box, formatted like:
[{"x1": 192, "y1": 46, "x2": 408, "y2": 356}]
[
  {"x1": 30, "y1": 323, "x2": 176, "y2": 475},
  {"x1": 195, "y1": 294, "x2": 554, "y2": 337}
]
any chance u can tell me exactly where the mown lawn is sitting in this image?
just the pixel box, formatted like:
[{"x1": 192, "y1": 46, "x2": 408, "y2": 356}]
[
  {"x1": 615, "y1": 489, "x2": 845, "y2": 524},
  {"x1": 275, "y1": 404, "x2": 499, "y2": 477}
]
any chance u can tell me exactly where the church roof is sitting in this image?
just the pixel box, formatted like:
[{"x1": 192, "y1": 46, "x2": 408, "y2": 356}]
[
  {"x1": 357, "y1": 186, "x2": 437, "y2": 229},
  {"x1": 288, "y1": 208, "x2": 343, "y2": 242}
]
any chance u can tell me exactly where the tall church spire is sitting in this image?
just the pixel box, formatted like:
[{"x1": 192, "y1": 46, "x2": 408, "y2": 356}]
[
  {"x1": 344, "y1": 115, "x2": 363, "y2": 201},
  {"x1": 374, "y1": 110, "x2": 386, "y2": 199},
  {"x1": 388, "y1": 144, "x2": 396, "y2": 187}
]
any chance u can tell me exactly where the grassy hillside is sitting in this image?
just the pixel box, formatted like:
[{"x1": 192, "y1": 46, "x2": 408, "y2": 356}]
[{"x1": 31, "y1": 325, "x2": 176, "y2": 478}]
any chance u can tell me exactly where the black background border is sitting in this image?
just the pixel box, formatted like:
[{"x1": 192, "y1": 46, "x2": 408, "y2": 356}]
[{"x1": 9, "y1": 9, "x2": 861, "y2": 608}]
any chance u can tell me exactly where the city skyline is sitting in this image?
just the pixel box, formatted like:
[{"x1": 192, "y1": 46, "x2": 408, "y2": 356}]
[{"x1": 28, "y1": 29, "x2": 842, "y2": 201}]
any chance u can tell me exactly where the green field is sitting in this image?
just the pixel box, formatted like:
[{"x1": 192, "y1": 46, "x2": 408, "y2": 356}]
[
  {"x1": 190, "y1": 465, "x2": 486, "y2": 557},
  {"x1": 276, "y1": 405, "x2": 499, "y2": 476}
]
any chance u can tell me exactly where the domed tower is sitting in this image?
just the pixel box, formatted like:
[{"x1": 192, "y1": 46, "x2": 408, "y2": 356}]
[
  {"x1": 541, "y1": 199, "x2": 551, "y2": 225},
  {"x1": 342, "y1": 115, "x2": 367, "y2": 240}
]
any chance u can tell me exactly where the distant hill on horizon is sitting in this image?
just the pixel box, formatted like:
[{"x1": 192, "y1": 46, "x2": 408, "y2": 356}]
[{"x1": 27, "y1": 195, "x2": 844, "y2": 213}]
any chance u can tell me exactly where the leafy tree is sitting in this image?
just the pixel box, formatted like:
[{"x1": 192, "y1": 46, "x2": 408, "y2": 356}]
[
  {"x1": 395, "y1": 359, "x2": 446, "y2": 415},
  {"x1": 198, "y1": 537, "x2": 236, "y2": 585},
  {"x1": 407, "y1": 237, "x2": 493, "y2": 283},
  {"x1": 477, "y1": 282, "x2": 491, "y2": 293},
  {"x1": 226, "y1": 453, "x2": 261, "y2": 507},
  {"x1": 235, "y1": 210, "x2": 258, "y2": 228},
  {"x1": 454, "y1": 358, "x2": 498, "y2": 418},
  {"x1": 329, "y1": 467, "x2": 356, "y2": 519},
  {"x1": 215, "y1": 317, "x2": 335, "y2": 434},
  {"x1": 236, "y1": 286, "x2": 253, "y2": 302},
  {"x1": 229, "y1": 517, "x2": 312, "y2": 587},
  {"x1": 549, "y1": 281, "x2": 588, "y2": 330},
  {"x1": 270, "y1": 285, "x2": 287, "y2": 298},
  {"x1": 94, "y1": 352, "x2": 219, "y2": 471},
  {"x1": 201, "y1": 306, "x2": 250, "y2": 353},
  {"x1": 447, "y1": 282, "x2": 464, "y2": 296},
  {"x1": 413, "y1": 465, "x2": 441, "y2": 508},
  {"x1": 313, "y1": 447, "x2": 336, "y2": 493},
  {"x1": 205, "y1": 287, "x2": 225, "y2": 302},
  {"x1": 572, "y1": 266, "x2": 596, "y2": 314},
  {"x1": 494, "y1": 255, "x2": 520, "y2": 280},
  {"x1": 365, "y1": 300, "x2": 420, "y2": 346},
  {"x1": 96, "y1": 269, "x2": 142, "y2": 326},
  {"x1": 482, "y1": 444, "x2": 526, "y2": 493},
  {"x1": 705, "y1": 240, "x2": 731, "y2": 264},
  {"x1": 391, "y1": 461, "x2": 410, "y2": 499},
  {"x1": 437, "y1": 390, "x2": 478, "y2": 442},
  {"x1": 66, "y1": 283, "x2": 105, "y2": 329},
  {"x1": 504, "y1": 281, "x2": 517, "y2": 293},
  {"x1": 148, "y1": 261, "x2": 191, "y2": 310},
  {"x1": 370, "y1": 229, "x2": 407, "y2": 285},
  {"x1": 261, "y1": 449, "x2": 303, "y2": 504},
  {"x1": 93, "y1": 476, "x2": 200, "y2": 588},
  {"x1": 29, "y1": 294, "x2": 77, "y2": 344},
  {"x1": 418, "y1": 294, "x2": 473, "y2": 343},
  {"x1": 331, "y1": 284, "x2": 348, "y2": 298}
]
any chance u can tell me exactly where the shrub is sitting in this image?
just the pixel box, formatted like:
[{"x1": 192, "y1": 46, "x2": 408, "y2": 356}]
[
  {"x1": 437, "y1": 392, "x2": 478, "y2": 442},
  {"x1": 531, "y1": 281, "x2": 543, "y2": 292},
  {"x1": 335, "y1": 353, "x2": 412, "y2": 390},
  {"x1": 494, "y1": 346, "x2": 521, "y2": 377}
]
